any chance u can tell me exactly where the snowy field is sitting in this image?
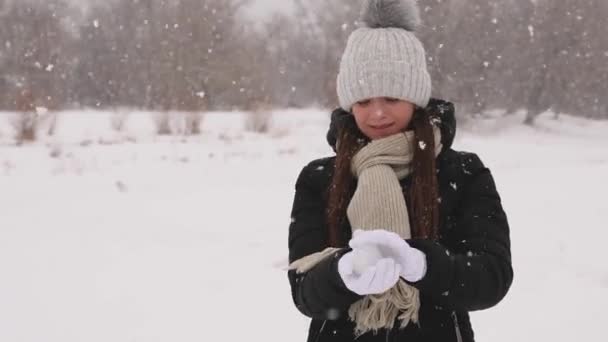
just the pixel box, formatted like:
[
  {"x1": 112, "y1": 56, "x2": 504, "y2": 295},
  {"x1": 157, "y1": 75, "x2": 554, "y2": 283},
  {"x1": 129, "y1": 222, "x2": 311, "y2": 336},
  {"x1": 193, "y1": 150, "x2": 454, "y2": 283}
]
[{"x1": 0, "y1": 110, "x2": 607, "y2": 341}]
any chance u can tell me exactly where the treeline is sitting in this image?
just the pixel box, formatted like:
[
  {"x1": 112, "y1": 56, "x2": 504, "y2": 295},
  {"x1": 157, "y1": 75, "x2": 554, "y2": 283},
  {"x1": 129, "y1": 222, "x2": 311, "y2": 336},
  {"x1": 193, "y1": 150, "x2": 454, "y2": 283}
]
[{"x1": 1, "y1": 0, "x2": 606, "y2": 122}]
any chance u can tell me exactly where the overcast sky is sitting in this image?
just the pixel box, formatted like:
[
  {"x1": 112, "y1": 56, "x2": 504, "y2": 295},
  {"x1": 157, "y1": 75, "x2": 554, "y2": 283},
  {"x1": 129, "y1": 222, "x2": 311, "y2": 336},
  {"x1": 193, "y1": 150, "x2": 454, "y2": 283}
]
[
  {"x1": 246, "y1": 0, "x2": 294, "y2": 18},
  {"x1": 251, "y1": 0, "x2": 293, "y2": 12}
]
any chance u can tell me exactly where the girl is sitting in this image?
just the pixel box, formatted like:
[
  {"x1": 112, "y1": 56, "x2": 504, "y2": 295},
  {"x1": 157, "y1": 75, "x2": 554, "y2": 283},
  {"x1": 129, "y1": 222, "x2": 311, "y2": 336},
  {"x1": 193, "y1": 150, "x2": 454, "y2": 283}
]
[{"x1": 287, "y1": 1, "x2": 513, "y2": 341}]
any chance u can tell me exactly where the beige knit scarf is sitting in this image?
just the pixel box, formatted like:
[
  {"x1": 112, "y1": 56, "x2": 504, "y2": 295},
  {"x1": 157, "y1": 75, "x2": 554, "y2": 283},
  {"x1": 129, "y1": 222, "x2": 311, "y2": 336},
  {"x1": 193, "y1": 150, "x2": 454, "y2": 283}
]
[{"x1": 289, "y1": 128, "x2": 442, "y2": 337}]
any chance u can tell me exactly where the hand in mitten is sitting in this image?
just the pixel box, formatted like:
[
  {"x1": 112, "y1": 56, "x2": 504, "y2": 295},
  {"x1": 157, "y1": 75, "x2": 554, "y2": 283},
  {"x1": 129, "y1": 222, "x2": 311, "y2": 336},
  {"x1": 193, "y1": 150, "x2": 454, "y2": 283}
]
[
  {"x1": 350, "y1": 229, "x2": 427, "y2": 282},
  {"x1": 337, "y1": 250, "x2": 401, "y2": 295}
]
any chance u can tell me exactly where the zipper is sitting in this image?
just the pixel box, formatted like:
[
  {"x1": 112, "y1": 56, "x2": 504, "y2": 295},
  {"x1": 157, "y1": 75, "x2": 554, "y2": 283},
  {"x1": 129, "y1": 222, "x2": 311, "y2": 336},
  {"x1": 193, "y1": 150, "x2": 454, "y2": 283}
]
[
  {"x1": 314, "y1": 320, "x2": 327, "y2": 342},
  {"x1": 451, "y1": 312, "x2": 463, "y2": 342}
]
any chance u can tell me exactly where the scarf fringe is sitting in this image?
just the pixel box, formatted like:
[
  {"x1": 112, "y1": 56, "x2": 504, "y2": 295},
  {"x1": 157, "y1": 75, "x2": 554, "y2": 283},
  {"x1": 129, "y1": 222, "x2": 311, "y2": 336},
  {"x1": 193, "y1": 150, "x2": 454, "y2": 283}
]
[
  {"x1": 287, "y1": 247, "x2": 340, "y2": 274},
  {"x1": 348, "y1": 281, "x2": 420, "y2": 337}
]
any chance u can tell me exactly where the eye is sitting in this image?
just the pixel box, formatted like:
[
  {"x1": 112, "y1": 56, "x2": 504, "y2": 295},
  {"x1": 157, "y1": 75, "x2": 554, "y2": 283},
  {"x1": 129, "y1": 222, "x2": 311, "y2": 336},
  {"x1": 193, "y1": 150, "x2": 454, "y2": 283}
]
[
  {"x1": 356, "y1": 99, "x2": 371, "y2": 106},
  {"x1": 385, "y1": 97, "x2": 400, "y2": 103}
]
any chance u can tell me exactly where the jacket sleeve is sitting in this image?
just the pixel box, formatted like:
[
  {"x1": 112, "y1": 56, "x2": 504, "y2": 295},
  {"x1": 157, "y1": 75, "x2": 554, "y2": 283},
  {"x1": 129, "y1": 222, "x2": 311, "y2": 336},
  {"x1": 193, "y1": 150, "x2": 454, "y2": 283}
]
[
  {"x1": 287, "y1": 162, "x2": 362, "y2": 320},
  {"x1": 407, "y1": 153, "x2": 513, "y2": 311}
]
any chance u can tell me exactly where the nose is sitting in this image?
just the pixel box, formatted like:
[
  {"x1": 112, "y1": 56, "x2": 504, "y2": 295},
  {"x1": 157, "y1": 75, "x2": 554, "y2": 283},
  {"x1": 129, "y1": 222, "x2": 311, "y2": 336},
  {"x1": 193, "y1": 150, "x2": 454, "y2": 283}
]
[{"x1": 370, "y1": 100, "x2": 386, "y2": 117}]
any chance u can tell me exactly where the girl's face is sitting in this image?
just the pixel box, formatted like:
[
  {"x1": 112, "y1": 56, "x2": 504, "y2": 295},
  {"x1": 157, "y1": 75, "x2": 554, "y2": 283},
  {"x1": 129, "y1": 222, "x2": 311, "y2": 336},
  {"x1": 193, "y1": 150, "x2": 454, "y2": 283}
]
[{"x1": 351, "y1": 97, "x2": 415, "y2": 140}]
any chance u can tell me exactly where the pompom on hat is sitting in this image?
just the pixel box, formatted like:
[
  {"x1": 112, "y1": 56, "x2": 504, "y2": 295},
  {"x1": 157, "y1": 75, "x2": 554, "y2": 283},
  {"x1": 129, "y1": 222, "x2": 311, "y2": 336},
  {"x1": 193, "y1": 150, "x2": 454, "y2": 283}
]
[{"x1": 337, "y1": 0, "x2": 431, "y2": 111}]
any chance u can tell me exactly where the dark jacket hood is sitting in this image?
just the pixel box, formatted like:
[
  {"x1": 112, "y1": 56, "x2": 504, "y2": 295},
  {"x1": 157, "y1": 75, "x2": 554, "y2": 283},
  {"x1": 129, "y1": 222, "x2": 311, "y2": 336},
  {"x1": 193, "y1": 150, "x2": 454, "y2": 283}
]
[{"x1": 326, "y1": 98, "x2": 457, "y2": 153}]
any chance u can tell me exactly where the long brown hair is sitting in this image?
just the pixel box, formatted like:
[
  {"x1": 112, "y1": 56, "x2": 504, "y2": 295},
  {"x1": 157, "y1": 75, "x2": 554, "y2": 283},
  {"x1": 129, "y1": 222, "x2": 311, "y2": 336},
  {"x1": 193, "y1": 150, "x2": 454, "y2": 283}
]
[{"x1": 325, "y1": 107, "x2": 440, "y2": 247}]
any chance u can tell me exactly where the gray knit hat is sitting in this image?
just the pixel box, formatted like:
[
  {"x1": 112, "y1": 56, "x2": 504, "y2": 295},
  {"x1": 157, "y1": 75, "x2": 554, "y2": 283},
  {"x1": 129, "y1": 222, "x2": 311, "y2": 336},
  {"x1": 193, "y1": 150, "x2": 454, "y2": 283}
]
[{"x1": 337, "y1": 0, "x2": 431, "y2": 111}]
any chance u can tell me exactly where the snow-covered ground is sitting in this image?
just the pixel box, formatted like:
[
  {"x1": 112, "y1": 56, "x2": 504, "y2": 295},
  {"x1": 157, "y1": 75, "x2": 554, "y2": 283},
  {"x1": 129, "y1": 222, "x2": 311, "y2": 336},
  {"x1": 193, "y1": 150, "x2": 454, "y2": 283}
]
[{"x1": 0, "y1": 110, "x2": 607, "y2": 341}]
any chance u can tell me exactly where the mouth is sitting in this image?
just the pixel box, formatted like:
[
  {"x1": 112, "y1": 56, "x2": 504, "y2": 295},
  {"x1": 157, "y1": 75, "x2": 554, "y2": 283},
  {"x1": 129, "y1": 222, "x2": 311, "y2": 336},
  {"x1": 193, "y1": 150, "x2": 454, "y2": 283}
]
[{"x1": 369, "y1": 123, "x2": 394, "y2": 130}]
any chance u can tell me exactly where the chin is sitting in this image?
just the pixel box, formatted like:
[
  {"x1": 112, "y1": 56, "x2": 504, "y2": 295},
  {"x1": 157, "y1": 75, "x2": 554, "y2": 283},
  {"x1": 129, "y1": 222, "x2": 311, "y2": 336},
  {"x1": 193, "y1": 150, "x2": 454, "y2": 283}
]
[{"x1": 369, "y1": 130, "x2": 399, "y2": 140}]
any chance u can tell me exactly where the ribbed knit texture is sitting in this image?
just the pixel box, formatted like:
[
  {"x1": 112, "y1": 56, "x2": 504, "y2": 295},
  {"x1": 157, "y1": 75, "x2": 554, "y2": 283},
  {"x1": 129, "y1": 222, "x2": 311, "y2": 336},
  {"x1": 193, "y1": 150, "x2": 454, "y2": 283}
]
[
  {"x1": 337, "y1": 27, "x2": 431, "y2": 111},
  {"x1": 346, "y1": 129, "x2": 441, "y2": 336}
]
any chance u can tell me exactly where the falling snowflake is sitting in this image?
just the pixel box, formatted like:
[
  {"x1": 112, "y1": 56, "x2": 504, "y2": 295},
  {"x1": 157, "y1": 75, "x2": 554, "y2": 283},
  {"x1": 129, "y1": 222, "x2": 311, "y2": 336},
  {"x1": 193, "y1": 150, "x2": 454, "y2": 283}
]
[{"x1": 327, "y1": 308, "x2": 340, "y2": 320}]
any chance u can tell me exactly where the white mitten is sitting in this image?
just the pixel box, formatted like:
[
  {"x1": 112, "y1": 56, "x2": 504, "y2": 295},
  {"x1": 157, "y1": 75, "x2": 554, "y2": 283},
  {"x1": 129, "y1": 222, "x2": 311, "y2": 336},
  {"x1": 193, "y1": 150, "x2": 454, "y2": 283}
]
[
  {"x1": 351, "y1": 244, "x2": 383, "y2": 275},
  {"x1": 349, "y1": 229, "x2": 427, "y2": 282},
  {"x1": 337, "y1": 251, "x2": 401, "y2": 295}
]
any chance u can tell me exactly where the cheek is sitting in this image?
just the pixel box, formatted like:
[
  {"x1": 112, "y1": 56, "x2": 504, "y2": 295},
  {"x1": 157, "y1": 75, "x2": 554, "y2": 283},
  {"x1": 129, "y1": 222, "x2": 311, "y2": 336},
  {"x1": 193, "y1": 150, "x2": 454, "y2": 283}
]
[
  {"x1": 393, "y1": 107, "x2": 414, "y2": 129},
  {"x1": 351, "y1": 109, "x2": 368, "y2": 126}
]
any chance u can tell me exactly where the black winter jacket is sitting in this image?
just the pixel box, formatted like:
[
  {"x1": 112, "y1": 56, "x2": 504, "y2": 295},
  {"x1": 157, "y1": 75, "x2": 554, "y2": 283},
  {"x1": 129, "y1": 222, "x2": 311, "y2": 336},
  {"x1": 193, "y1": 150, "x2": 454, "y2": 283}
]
[{"x1": 287, "y1": 99, "x2": 513, "y2": 342}]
